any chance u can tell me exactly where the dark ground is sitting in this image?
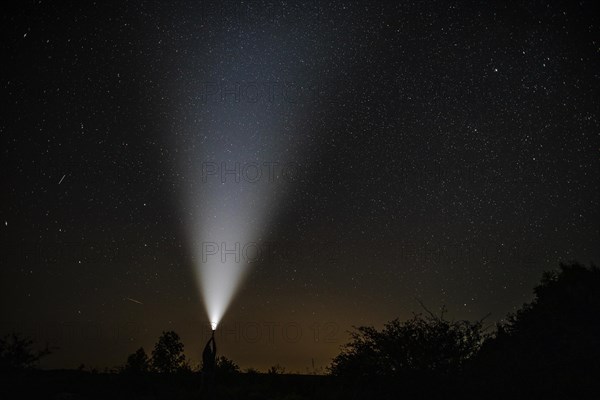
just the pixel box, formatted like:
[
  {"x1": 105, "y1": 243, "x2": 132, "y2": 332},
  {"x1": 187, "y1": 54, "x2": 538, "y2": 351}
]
[
  {"x1": 3, "y1": 369, "x2": 597, "y2": 400},
  {"x1": 1, "y1": 370, "x2": 335, "y2": 400}
]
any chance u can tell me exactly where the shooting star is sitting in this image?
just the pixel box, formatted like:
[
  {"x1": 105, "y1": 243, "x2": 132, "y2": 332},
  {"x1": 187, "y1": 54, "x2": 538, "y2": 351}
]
[
  {"x1": 125, "y1": 297, "x2": 143, "y2": 305},
  {"x1": 58, "y1": 174, "x2": 66, "y2": 185}
]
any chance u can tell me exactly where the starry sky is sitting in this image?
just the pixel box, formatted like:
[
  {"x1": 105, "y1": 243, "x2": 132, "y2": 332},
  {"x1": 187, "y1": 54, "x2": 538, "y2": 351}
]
[{"x1": 1, "y1": 0, "x2": 599, "y2": 372}]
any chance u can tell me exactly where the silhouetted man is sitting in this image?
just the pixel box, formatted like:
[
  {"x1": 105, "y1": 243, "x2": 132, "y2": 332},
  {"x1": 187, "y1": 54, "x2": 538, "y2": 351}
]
[{"x1": 201, "y1": 330, "x2": 217, "y2": 398}]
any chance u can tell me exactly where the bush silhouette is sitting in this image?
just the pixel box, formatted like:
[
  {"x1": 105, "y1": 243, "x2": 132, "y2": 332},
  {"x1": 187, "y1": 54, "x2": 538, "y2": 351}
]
[
  {"x1": 329, "y1": 305, "x2": 485, "y2": 379},
  {"x1": 216, "y1": 355, "x2": 240, "y2": 375},
  {"x1": 268, "y1": 363, "x2": 286, "y2": 375}
]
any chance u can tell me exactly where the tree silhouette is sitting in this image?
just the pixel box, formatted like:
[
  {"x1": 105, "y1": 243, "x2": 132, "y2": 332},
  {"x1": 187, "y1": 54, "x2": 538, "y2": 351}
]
[
  {"x1": 474, "y1": 262, "x2": 600, "y2": 397},
  {"x1": 0, "y1": 333, "x2": 51, "y2": 372},
  {"x1": 151, "y1": 331, "x2": 187, "y2": 373},
  {"x1": 123, "y1": 347, "x2": 150, "y2": 374}
]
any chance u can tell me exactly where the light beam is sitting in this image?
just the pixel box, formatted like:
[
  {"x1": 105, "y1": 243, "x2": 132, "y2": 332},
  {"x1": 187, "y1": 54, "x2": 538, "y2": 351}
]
[{"x1": 175, "y1": 26, "x2": 319, "y2": 329}]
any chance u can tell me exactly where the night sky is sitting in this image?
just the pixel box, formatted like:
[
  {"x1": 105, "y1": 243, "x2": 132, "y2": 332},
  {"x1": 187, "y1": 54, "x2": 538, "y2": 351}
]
[{"x1": 2, "y1": 1, "x2": 599, "y2": 373}]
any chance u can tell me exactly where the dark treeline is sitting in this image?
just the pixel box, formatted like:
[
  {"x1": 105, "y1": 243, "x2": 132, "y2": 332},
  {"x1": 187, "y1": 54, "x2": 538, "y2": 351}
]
[
  {"x1": 1, "y1": 262, "x2": 598, "y2": 399},
  {"x1": 328, "y1": 262, "x2": 600, "y2": 399}
]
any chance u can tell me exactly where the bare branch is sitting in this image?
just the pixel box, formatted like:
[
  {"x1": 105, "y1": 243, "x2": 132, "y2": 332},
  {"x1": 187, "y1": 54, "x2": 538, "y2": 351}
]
[{"x1": 414, "y1": 297, "x2": 437, "y2": 320}]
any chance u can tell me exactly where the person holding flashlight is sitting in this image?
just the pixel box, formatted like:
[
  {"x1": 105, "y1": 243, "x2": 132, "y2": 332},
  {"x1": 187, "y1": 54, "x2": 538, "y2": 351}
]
[{"x1": 201, "y1": 329, "x2": 217, "y2": 398}]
